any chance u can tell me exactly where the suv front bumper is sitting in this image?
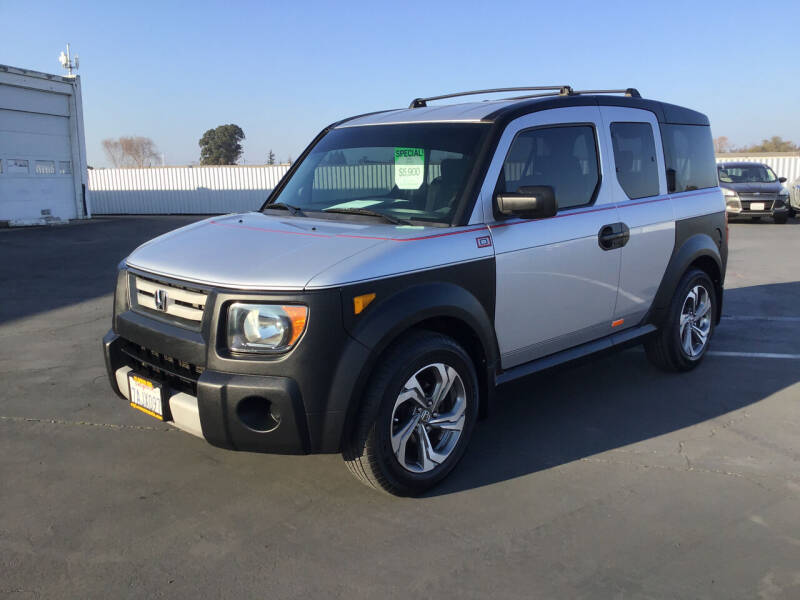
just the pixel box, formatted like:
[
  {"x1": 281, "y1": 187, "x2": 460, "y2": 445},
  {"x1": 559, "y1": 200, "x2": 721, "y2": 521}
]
[
  {"x1": 103, "y1": 276, "x2": 368, "y2": 455},
  {"x1": 104, "y1": 331, "x2": 310, "y2": 453},
  {"x1": 726, "y1": 205, "x2": 789, "y2": 219}
]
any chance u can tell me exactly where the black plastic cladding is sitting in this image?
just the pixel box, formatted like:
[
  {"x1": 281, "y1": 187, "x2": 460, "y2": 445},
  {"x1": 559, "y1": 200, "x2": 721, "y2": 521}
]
[
  {"x1": 108, "y1": 257, "x2": 499, "y2": 453},
  {"x1": 647, "y1": 212, "x2": 727, "y2": 328}
]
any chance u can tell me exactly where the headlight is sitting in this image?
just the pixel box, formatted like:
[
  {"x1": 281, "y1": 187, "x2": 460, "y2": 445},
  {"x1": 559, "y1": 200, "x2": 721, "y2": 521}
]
[
  {"x1": 723, "y1": 189, "x2": 741, "y2": 210},
  {"x1": 114, "y1": 266, "x2": 129, "y2": 317},
  {"x1": 227, "y1": 303, "x2": 308, "y2": 354}
]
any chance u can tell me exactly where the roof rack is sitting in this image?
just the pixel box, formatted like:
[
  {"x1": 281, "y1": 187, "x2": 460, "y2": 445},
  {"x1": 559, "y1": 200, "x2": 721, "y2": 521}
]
[
  {"x1": 408, "y1": 86, "x2": 641, "y2": 108},
  {"x1": 571, "y1": 88, "x2": 641, "y2": 98},
  {"x1": 409, "y1": 86, "x2": 573, "y2": 108}
]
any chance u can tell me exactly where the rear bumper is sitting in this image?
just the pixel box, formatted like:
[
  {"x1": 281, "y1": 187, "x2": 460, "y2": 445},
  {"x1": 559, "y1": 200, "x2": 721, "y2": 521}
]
[{"x1": 104, "y1": 330, "x2": 310, "y2": 453}]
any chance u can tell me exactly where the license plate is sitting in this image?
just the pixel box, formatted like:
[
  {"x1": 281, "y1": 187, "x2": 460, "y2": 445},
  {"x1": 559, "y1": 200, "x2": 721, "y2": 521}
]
[
  {"x1": 750, "y1": 202, "x2": 765, "y2": 211},
  {"x1": 128, "y1": 373, "x2": 165, "y2": 420}
]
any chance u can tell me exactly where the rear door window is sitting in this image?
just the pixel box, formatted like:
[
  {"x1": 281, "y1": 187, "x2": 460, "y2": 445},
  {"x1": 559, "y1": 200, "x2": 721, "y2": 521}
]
[
  {"x1": 498, "y1": 125, "x2": 600, "y2": 210},
  {"x1": 610, "y1": 122, "x2": 659, "y2": 199}
]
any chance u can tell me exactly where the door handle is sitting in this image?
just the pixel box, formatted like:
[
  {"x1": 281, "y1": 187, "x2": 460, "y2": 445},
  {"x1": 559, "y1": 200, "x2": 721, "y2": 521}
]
[{"x1": 598, "y1": 223, "x2": 630, "y2": 250}]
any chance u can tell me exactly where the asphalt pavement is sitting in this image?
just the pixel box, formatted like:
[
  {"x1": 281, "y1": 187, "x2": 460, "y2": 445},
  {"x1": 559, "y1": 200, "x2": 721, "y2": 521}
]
[{"x1": 1, "y1": 216, "x2": 799, "y2": 599}]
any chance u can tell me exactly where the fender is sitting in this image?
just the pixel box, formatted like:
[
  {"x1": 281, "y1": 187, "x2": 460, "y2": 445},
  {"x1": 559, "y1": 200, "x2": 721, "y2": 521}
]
[
  {"x1": 648, "y1": 216, "x2": 726, "y2": 327},
  {"x1": 347, "y1": 281, "x2": 498, "y2": 362},
  {"x1": 314, "y1": 275, "x2": 500, "y2": 453}
]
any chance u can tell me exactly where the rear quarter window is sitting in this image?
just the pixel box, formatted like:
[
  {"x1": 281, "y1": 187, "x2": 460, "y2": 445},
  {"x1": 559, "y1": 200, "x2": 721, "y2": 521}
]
[{"x1": 660, "y1": 124, "x2": 718, "y2": 193}]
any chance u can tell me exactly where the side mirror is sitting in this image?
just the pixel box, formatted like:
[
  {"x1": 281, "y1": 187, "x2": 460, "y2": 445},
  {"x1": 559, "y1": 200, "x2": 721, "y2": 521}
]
[
  {"x1": 779, "y1": 176, "x2": 787, "y2": 183},
  {"x1": 496, "y1": 185, "x2": 557, "y2": 219}
]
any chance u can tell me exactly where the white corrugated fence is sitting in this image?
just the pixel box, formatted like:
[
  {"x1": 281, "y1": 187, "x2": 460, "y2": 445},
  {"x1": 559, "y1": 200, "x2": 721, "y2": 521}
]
[
  {"x1": 88, "y1": 154, "x2": 800, "y2": 215},
  {"x1": 715, "y1": 154, "x2": 800, "y2": 184},
  {"x1": 89, "y1": 165, "x2": 290, "y2": 214}
]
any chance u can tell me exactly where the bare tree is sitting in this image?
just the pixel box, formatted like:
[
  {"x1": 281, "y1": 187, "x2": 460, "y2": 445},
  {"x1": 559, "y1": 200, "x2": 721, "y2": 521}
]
[
  {"x1": 102, "y1": 136, "x2": 160, "y2": 167},
  {"x1": 713, "y1": 136, "x2": 732, "y2": 154},
  {"x1": 102, "y1": 138, "x2": 125, "y2": 167},
  {"x1": 120, "y1": 136, "x2": 160, "y2": 167}
]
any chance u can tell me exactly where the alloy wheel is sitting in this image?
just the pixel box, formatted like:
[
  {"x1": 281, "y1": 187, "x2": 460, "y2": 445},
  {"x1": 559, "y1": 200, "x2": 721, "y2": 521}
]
[
  {"x1": 390, "y1": 362, "x2": 466, "y2": 473},
  {"x1": 679, "y1": 284, "x2": 712, "y2": 358}
]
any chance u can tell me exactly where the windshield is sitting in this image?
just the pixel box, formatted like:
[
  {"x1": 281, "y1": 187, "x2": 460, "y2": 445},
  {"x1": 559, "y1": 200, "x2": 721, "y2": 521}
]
[
  {"x1": 718, "y1": 164, "x2": 778, "y2": 184},
  {"x1": 265, "y1": 123, "x2": 490, "y2": 225}
]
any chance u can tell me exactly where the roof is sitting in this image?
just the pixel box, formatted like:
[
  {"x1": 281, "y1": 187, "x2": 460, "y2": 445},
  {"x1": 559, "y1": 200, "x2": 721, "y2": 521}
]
[
  {"x1": 337, "y1": 94, "x2": 709, "y2": 128},
  {"x1": 0, "y1": 63, "x2": 75, "y2": 83},
  {"x1": 338, "y1": 100, "x2": 521, "y2": 127}
]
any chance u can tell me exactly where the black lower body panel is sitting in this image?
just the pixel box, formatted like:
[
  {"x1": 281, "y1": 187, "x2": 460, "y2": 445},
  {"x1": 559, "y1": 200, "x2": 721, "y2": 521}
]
[{"x1": 103, "y1": 330, "x2": 311, "y2": 454}]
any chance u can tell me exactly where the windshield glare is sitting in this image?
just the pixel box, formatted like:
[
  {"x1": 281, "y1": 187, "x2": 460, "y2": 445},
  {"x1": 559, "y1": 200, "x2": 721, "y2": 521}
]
[
  {"x1": 718, "y1": 165, "x2": 777, "y2": 184},
  {"x1": 266, "y1": 123, "x2": 490, "y2": 225}
]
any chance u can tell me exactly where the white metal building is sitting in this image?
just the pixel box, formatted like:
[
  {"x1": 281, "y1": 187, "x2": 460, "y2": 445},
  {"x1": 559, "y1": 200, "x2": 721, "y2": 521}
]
[{"x1": 0, "y1": 64, "x2": 88, "y2": 226}]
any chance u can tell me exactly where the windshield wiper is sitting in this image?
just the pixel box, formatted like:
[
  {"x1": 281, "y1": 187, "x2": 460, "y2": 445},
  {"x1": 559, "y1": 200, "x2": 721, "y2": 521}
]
[
  {"x1": 322, "y1": 207, "x2": 413, "y2": 226},
  {"x1": 265, "y1": 202, "x2": 306, "y2": 217}
]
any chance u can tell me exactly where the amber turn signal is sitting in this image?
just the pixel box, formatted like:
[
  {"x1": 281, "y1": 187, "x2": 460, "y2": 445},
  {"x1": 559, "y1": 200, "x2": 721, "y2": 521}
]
[
  {"x1": 353, "y1": 293, "x2": 376, "y2": 315},
  {"x1": 282, "y1": 305, "x2": 309, "y2": 345}
]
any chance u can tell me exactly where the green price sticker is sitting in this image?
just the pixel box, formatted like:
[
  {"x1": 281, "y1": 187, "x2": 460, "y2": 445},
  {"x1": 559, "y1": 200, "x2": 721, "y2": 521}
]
[{"x1": 394, "y1": 147, "x2": 424, "y2": 190}]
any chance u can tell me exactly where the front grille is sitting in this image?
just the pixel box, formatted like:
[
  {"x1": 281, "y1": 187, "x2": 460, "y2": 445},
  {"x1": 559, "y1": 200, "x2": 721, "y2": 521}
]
[
  {"x1": 738, "y1": 193, "x2": 776, "y2": 202},
  {"x1": 739, "y1": 193, "x2": 776, "y2": 211},
  {"x1": 121, "y1": 342, "x2": 203, "y2": 395},
  {"x1": 130, "y1": 274, "x2": 208, "y2": 329}
]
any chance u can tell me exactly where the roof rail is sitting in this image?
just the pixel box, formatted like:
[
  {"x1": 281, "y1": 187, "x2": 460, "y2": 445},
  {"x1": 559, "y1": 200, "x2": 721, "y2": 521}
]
[
  {"x1": 571, "y1": 88, "x2": 641, "y2": 98},
  {"x1": 409, "y1": 86, "x2": 573, "y2": 108}
]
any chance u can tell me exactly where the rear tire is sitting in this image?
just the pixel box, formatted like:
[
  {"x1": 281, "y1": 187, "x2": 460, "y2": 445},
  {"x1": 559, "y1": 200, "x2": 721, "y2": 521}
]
[
  {"x1": 774, "y1": 213, "x2": 788, "y2": 224},
  {"x1": 343, "y1": 331, "x2": 478, "y2": 496},
  {"x1": 645, "y1": 269, "x2": 717, "y2": 372}
]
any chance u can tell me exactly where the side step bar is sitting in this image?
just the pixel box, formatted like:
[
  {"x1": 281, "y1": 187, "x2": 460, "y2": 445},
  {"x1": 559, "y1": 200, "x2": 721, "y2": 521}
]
[{"x1": 495, "y1": 324, "x2": 657, "y2": 386}]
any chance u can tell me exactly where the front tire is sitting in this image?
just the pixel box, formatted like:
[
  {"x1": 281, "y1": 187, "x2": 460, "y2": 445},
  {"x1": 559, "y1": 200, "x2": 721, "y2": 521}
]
[
  {"x1": 343, "y1": 331, "x2": 478, "y2": 496},
  {"x1": 645, "y1": 269, "x2": 716, "y2": 372}
]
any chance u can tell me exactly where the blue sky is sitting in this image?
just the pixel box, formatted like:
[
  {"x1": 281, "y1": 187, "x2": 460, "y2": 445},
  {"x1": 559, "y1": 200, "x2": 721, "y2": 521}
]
[{"x1": 2, "y1": 0, "x2": 798, "y2": 167}]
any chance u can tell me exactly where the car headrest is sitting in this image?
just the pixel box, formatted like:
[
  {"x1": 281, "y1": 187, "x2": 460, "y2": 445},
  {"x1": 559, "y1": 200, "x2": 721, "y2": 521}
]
[{"x1": 439, "y1": 159, "x2": 468, "y2": 185}]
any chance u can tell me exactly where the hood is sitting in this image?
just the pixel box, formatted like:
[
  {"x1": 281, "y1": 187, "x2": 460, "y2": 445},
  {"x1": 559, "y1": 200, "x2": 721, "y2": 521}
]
[
  {"x1": 125, "y1": 212, "x2": 405, "y2": 290},
  {"x1": 720, "y1": 181, "x2": 783, "y2": 194}
]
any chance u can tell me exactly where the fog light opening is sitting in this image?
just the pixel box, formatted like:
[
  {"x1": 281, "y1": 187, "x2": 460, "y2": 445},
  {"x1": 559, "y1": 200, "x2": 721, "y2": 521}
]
[{"x1": 236, "y1": 396, "x2": 281, "y2": 433}]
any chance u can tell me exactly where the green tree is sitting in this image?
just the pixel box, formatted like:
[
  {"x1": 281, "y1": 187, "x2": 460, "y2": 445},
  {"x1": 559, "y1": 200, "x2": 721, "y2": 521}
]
[
  {"x1": 741, "y1": 136, "x2": 799, "y2": 153},
  {"x1": 267, "y1": 149, "x2": 276, "y2": 165},
  {"x1": 199, "y1": 124, "x2": 245, "y2": 165}
]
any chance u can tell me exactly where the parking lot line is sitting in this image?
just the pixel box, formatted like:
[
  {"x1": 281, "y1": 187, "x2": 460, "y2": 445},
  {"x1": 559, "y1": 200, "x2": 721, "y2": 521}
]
[{"x1": 708, "y1": 351, "x2": 800, "y2": 360}]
